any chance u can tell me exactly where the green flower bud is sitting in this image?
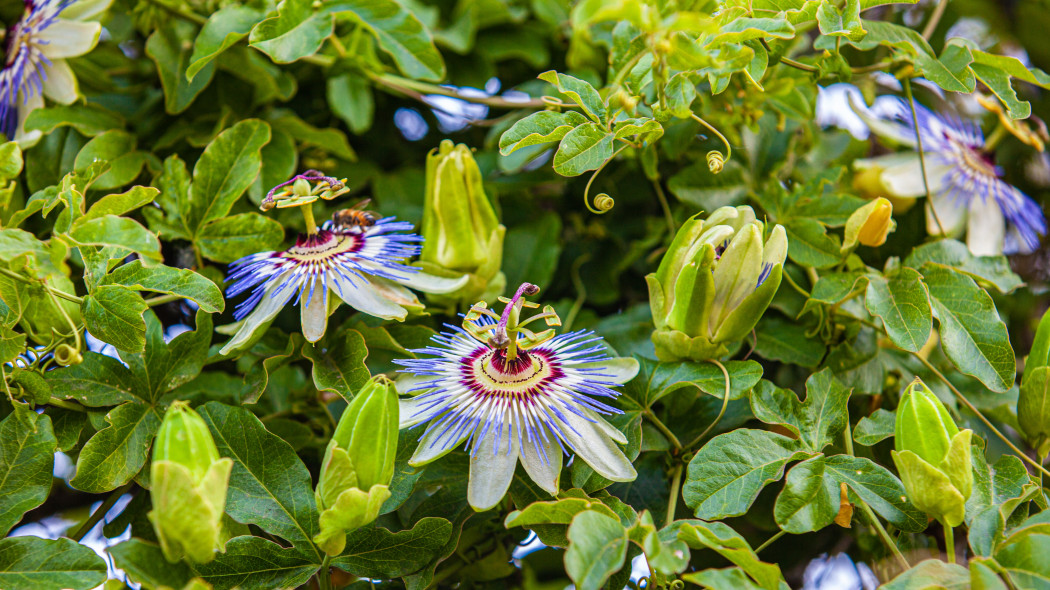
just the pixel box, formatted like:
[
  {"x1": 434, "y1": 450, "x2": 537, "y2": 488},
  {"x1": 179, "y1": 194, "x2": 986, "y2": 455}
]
[
  {"x1": 1020, "y1": 309, "x2": 1050, "y2": 458},
  {"x1": 842, "y1": 197, "x2": 895, "y2": 252},
  {"x1": 314, "y1": 376, "x2": 399, "y2": 556},
  {"x1": 647, "y1": 206, "x2": 787, "y2": 361},
  {"x1": 418, "y1": 140, "x2": 506, "y2": 306},
  {"x1": 149, "y1": 402, "x2": 233, "y2": 564},
  {"x1": 891, "y1": 378, "x2": 973, "y2": 527}
]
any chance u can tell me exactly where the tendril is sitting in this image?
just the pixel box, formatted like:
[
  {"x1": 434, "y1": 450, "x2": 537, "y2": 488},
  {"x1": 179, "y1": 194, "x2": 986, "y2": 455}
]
[
  {"x1": 583, "y1": 145, "x2": 629, "y2": 214},
  {"x1": 690, "y1": 113, "x2": 732, "y2": 174}
]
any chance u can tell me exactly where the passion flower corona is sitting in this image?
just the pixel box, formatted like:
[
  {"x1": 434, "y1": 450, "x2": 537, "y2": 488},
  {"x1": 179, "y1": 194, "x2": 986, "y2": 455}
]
[{"x1": 395, "y1": 284, "x2": 640, "y2": 511}]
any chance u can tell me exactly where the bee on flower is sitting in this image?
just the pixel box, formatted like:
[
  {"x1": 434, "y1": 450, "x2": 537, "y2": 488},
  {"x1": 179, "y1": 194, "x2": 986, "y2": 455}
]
[
  {"x1": 221, "y1": 171, "x2": 468, "y2": 355},
  {"x1": 395, "y1": 283, "x2": 640, "y2": 511},
  {"x1": 0, "y1": 0, "x2": 111, "y2": 147},
  {"x1": 844, "y1": 90, "x2": 1046, "y2": 256}
]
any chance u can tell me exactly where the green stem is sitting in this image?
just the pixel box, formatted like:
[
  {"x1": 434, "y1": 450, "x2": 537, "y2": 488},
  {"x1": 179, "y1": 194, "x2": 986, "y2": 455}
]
[
  {"x1": 143, "y1": 0, "x2": 207, "y2": 25},
  {"x1": 983, "y1": 124, "x2": 1009, "y2": 152},
  {"x1": 689, "y1": 113, "x2": 732, "y2": 165},
  {"x1": 645, "y1": 410, "x2": 682, "y2": 451},
  {"x1": 302, "y1": 203, "x2": 318, "y2": 235},
  {"x1": 685, "y1": 359, "x2": 732, "y2": 449},
  {"x1": 913, "y1": 354, "x2": 1050, "y2": 480},
  {"x1": 144, "y1": 293, "x2": 182, "y2": 307},
  {"x1": 782, "y1": 270, "x2": 811, "y2": 298},
  {"x1": 942, "y1": 521, "x2": 956, "y2": 564},
  {"x1": 921, "y1": 0, "x2": 950, "y2": 40},
  {"x1": 70, "y1": 482, "x2": 135, "y2": 542},
  {"x1": 755, "y1": 530, "x2": 786, "y2": 554},
  {"x1": 860, "y1": 501, "x2": 911, "y2": 570},
  {"x1": 369, "y1": 73, "x2": 547, "y2": 109},
  {"x1": 665, "y1": 463, "x2": 683, "y2": 528},
  {"x1": 0, "y1": 268, "x2": 83, "y2": 304},
  {"x1": 903, "y1": 78, "x2": 946, "y2": 236},
  {"x1": 49, "y1": 398, "x2": 87, "y2": 412},
  {"x1": 563, "y1": 254, "x2": 591, "y2": 332},
  {"x1": 317, "y1": 555, "x2": 332, "y2": 590},
  {"x1": 651, "y1": 178, "x2": 677, "y2": 237}
]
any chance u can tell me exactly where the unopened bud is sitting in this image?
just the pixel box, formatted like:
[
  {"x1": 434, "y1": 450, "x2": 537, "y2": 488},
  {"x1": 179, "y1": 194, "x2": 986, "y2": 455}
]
[{"x1": 842, "y1": 197, "x2": 895, "y2": 252}]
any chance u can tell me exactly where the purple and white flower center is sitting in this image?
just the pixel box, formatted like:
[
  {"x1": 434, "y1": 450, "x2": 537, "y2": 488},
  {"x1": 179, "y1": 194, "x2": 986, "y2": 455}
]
[
  {"x1": 283, "y1": 229, "x2": 363, "y2": 261},
  {"x1": 460, "y1": 347, "x2": 563, "y2": 403}
]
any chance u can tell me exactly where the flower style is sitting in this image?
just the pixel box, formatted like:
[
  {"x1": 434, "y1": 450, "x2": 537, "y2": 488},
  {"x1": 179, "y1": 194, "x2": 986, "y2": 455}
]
[
  {"x1": 221, "y1": 173, "x2": 468, "y2": 355},
  {"x1": 395, "y1": 284, "x2": 640, "y2": 511},
  {"x1": 0, "y1": 0, "x2": 110, "y2": 146},
  {"x1": 849, "y1": 93, "x2": 1046, "y2": 256}
]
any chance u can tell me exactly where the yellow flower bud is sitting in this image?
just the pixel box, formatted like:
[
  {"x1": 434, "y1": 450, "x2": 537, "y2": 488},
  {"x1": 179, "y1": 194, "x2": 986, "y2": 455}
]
[{"x1": 843, "y1": 198, "x2": 895, "y2": 252}]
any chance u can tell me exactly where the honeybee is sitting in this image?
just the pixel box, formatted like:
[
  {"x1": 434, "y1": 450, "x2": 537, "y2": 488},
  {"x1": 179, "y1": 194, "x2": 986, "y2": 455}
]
[{"x1": 332, "y1": 199, "x2": 379, "y2": 229}]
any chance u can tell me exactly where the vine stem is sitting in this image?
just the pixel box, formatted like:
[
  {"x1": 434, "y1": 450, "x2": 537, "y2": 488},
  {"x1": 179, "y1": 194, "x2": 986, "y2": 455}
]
[
  {"x1": 913, "y1": 354, "x2": 1050, "y2": 480},
  {"x1": 685, "y1": 359, "x2": 732, "y2": 449},
  {"x1": 144, "y1": 293, "x2": 182, "y2": 307},
  {"x1": 942, "y1": 521, "x2": 956, "y2": 564},
  {"x1": 665, "y1": 463, "x2": 683, "y2": 528},
  {"x1": 0, "y1": 267, "x2": 82, "y2": 304},
  {"x1": 755, "y1": 530, "x2": 786, "y2": 554},
  {"x1": 921, "y1": 0, "x2": 950, "y2": 40},
  {"x1": 645, "y1": 410, "x2": 682, "y2": 451},
  {"x1": 317, "y1": 555, "x2": 333, "y2": 590},
  {"x1": 650, "y1": 177, "x2": 677, "y2": 237},
  {"x1": 844, "y1": 428, "x2": 911, "y2": 570},
  {"x1": 903, "y1": 78, "x2": 946, "y2": 236},
  {"x1": 368, "y1": 73, "x2": 547, "y2": 109},
  {"x1": 70, "y1": 482, "x2": 134, "y2": 542}
]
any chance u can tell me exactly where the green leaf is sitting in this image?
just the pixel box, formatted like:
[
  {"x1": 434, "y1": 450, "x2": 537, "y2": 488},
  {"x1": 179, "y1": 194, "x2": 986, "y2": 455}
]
[
  {"x1": 196, "y1": 213, "x2": 284, "y2": 263},
  {"x1": 44, "y1": 352, "x2": 140, "y2": 407},
  {"x1": 538, "y1": 71, "x2": 606, "y2": 123},
  {"x1": 302, "y1": 329, "x2": 370, "y2": 400},
  {"x1": 785, "y1": 218, "x2": 843, "y2": 269},
  {"x1": 552, "y1": 122, "x2": 614, "y2": 176},
  {"x1": 24, "y1": 104, "x2": 125, "y2": 137},
  {"x1": 83, "y1": 186, "x2": 158, "y2": 221},
  {"x1": 676, "y1": 520, "x2": 784, "y2": 590},
  {"x1": 682, "y1": 567, "x2": 767, "y2": 590},
  {"x1": 506, "y1": 498, "x2": 620, "y2": 529},
  {"x1": 268, "y1": 110, "x2": 356, "y2": 161},
  {"x1": 82, "y1": 285, "x2": 149, "y2": 352},
  {"x1": 146, "y1": 21, "x2": 217, "y2": 114},
  {"x1": 667, "y1": 161, "x2": 748, "y2": 211},
  {"x1": 709, "y1": 17, "x2": 795, "y2": 45},
  {"x1": 816, "y1": 0, "x2": 864, "y2": 41},
  {"x1": 683, "y1": 429, "x2": 809, "y2": 520},
  {"x1": 750, "y1": 370, "x2": 850, "y2": 452},
  {"x1": 881, "y1": 558, "x2": 969, "y2": 590},
  {"x1": 333, "y1": 518, "x2": 453, "y2": 578},
  {"x1": 499, "y1": 111, "x2": 589, "y2": 156},
  {"x1": 189, "y1": 119, "x2": 272, "y2": 232},
  {"x1": 0, "y1": 537, "x2": 106, "y2": 590},
  {"x1": 0, "y1": 408, "x2": 56, "y2": 536},
  {"x1": 328, "y1": 74, "x2": 374, "y2": 135},
  {"x1": 754, "y1": 315, "x2": 827, "y2": 368},
  {"x1": 100, "y1": 260, "x2": 224, "y2": 313},
  {"x1": 73, "y1": 130, "x2": 145, "y2": 191},
  {"x1": 921, "y1": 263, "x2": 1015, "y2": 393},
  {"x1": 865, "y1": 267, "x2": 932, "y2": 353},
  {"x1": 249, "y1": 0, "x2": 334, "y2": 63},
  {"x1": 188, "y1": 6, "x2": 263, "y2": 80},
  {"x1": 193, "y1": 536, "x2": 319, "y2": 589},
  {"x1": 69, "y1": 401, "x2": 162, "y2": 493},
  {"x1": 68, "y1": 215, "x2": 161, "y2": 261},
  {"x1": 904, "y1": 239, "x2": 1022, "y2": 294},
  {"x1": 565, "y1": 511, "x2": 629, "y2": 590},
  {"x1": 971, "y1": 51, "x2": 1050, "y2": 119},
  {"x1": 624, "y1": 357, "x2": 763, "y2": 408},
  {"x1": 853, "y1": 408, "x2": 895, "y2": 446},
  {"x1": 325, "y1": 0, "x2": 446, "y2": 81},
  {"x1": 852, "y1": 21, "x2": 974, "y2": 93},
  {"x1": 109, "y1": 539, "x2": 194, "y2": 589},
  {"x1": 774, "y1": 454, "x2": 927, "y2": 534},
  {"x1": 966, "y1": 454, "x2": 1036, "y2": 556},
  {"x1": 198, "y1": 402, "x2": 322, "y2": 558},
  {"x1": 502, "y1": 212, "x2": 562, "y2": 292},
  {"x1": 997, "y1": 527, "x2": 1050, "y2": 588}
]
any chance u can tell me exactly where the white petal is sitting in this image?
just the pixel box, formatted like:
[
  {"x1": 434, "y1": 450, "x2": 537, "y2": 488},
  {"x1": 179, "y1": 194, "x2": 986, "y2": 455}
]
[
  {"x1": 849, "y1": 93, "x2": 916, "y2": 147},
  {"x1": 574, "y1": 357, "x2": 639, "y2": 385},
  {"x1": 61, "y1": 0, "x2": 114, "y2": 21},
  {"x1": 219, "y1": 275, "x2": 293, "y2": 355},
  {"x1": 300, "y1": 277, "x2": 329, "y2": 342},
  {"x1": 39, "y1": 21, "x2": 101, "y2": 59},
  {"x1": 926, "y1": 191, "x2": 968, "y2": 237},
  {"x1": 519, "y1": 434, "x2": 562, "y2": 496},
  {"x1": 880, "y1": 156, "x2": 950, "y2": 198},
  {"x1": 398, "y1": 395, "x2": 435, "y2": 428},
  {"x1": 15, "y1": 94, "x2": 44, "y2": 148},
  {"x1": 42, "y1": 60, "x2": 79, "y2": 104},
  {"x1": 560, "y1": 410, "x2": 635, "y2": 482},
  {"x1": 392, "y1": 270, "x2": 469, "y2": 294},
  {"x1": 408, "y1": 421, "x2": 469, "y2": 466},
  {"x1": 331, "y1": 275, "x2": 409, "y2": 321},
  {"x1": 467, "y1": 425, "x2": 519, "y2": 511},
  {"x1": 966, "y1": 195, "x2": 1006, "y2": 256},
  {"x1": 395, "y1": 373, "x2": 436, "y2": 396}
]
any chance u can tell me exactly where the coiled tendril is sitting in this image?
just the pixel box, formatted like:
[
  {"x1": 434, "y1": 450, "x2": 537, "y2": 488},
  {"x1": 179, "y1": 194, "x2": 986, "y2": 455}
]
[{"x1": 707, "y1": 150, "x2": 725, "y2": 173}]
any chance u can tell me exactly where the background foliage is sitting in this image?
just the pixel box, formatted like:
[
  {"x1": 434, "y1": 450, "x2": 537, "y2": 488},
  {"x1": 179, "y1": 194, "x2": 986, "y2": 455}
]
[{"x1": 3, "y1": 0, "x2": 1050, "y2": 588}]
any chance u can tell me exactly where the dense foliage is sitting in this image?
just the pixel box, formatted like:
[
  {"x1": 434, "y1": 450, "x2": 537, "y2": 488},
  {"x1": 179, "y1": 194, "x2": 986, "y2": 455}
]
[{"x1": 3, "y1": 0, "x2": 1050, "y2": 588}]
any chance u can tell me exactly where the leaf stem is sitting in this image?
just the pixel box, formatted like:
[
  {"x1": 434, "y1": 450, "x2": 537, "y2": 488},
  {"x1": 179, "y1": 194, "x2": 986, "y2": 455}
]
[
  {"x1": 317, "y1": 554, "x2": 333, "y2": 590},
  {"x1": 685, "y1": 359, "x2": 732, "y2": 449},
  {"x1": 69, "y1": 481, "x2": 135, "y2": 542},
  {"x1": 49, "y1": 397, "x2": 87, "y2": 412},
  {"x1": 859, "y1": 500, "x2": 911, "y2": 570},
  {"x1": 0, "y1": 267, "x2": 83, "y2": 304},
  {"x1": 755, "y1": 530, "x2": 786, "y2": 554},
  {"x1": 912, "y1": 354, "x2": 1050, "y2": 480},
  {"x1": 144, "y1": 293, "x2": 182, "y2": 307},
  {"x1": 665, "y1": 463, "x2": 683, "y2": 528},
  {"x1": 942, "y1": 520, "x2": 956, "y2": 564},
  {"x1": 782, "y1": 270, "x2": 811, "y2": 298},
  {"x1": 645, "y1": 410, "x2": 682, "y2": 451},
  {"x1": 903, "y1": 78, "x2": 946, "y2": 236}
]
